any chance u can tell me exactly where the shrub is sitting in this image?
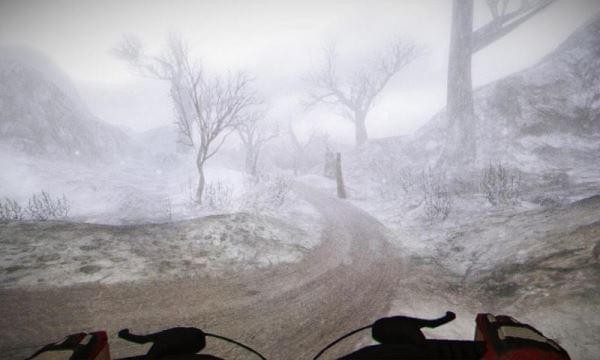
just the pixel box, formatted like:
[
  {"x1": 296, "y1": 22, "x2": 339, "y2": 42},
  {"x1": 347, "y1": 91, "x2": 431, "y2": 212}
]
[
  {"x1": 203, "y1": 181, "x2": 233, "y2": 210},
  {"x1": 163, "y1": 197, "x2": 174, "y2": 221},
  {"x1": 183, "y1": 177, "x2": 199, "y2": 210},
  {"x1": 481, "y1": 163, "x2": 521, "y2": 206},
  {"x1": 420, "y1": 168, "x2": 452, "y2": 222},
  {"x1": 242, "y1": 173, "x2": 292, "y2": 212},
  {"x1": 0, "y1": 198, "x2": 24, "y2": 221},
  {"x1": 370, "y1": 154, "x2": 416, "y2": 200},
  {"x1": 26, "y1": 191, "x2": 70, "y2": 220},
  {"x1": 265, "y1": 174, "x2": 292, "y2": 208}
]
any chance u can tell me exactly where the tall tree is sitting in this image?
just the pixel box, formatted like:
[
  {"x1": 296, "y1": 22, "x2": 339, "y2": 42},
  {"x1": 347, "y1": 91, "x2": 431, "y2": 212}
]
[
  {"x1": 444, "y1": 0, "x2": 556, "y2": 164},
  {"x1": 114, "y1": 35, "x2": 258, "y2": 203},
  {"x1": 306, "y1": 41, "x2": 420, "y2": 147},
  {"x1": 236, "y1": 110, "x2": 278, "y2": 177}
]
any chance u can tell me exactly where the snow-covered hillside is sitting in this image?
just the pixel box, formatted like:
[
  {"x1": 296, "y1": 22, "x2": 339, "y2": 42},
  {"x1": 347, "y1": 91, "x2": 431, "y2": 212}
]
[
  {"x1": 0, "y1": 47, "x2": 133, "y2": 162},
  {"x1": 320, "y1": 15, "x2": 600, "y2": 359},
  {"x1": 360, "y1": 13, "x2": 600, "y2": 177},
  {"x1": 0, "y1": 47, "x2": 324, "y2": 290},
  {"x1": 0, "y1": 136, "x2": 323, "y2": 288}
]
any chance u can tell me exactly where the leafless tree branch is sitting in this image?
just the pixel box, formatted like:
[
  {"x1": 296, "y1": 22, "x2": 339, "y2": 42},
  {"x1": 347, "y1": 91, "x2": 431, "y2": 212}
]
[
  {"x1": 237, "y1": 108, "x2": 279, "y2": 175},
  {"x1": 305, "y1": 38, "x2": 422, "y2": 146},
  {"x1": 114, "y1": 34, "x2": 259, "y2": 203},
  {"x1": 473, "y1": 0, "x2": 556, "y2": 53}
]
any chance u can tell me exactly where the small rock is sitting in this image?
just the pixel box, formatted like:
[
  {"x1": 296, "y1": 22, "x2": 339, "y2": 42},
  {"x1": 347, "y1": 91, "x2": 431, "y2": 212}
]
[
  {"x1": 79, "y1": 265, "x2": 102, "y2": 274},
  {"x1": 79, "y1": 244, "x2": 101, "y2": 251},
  {"x1": 5, "y1": 265, "x2": 23, "y2": 273},
  {"x1": 37, "y1": 254, "x2": 61, "y2": 262}
]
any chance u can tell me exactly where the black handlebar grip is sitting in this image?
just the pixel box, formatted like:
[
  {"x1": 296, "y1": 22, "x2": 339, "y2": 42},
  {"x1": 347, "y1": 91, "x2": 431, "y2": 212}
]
[{"x1": 372, "y1": 311, "x2": 457, "y2": 345}]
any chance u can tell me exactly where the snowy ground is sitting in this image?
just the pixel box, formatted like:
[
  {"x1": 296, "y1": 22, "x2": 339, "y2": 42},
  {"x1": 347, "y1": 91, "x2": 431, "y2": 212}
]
[
  {"x1": 0, "y1": 144, "x2": 297, "y2": 224},
  {"x1": 0, "y1": 147, "x2": 322, "y2": 288},
  {"x1": 0, "y1": 212, "x2": 320, "y2": 288},
  {"x1": 300, "y1": 172, "x2": 600, "y2": 359},
  {"x1": 1, "y1": 149, "x2": 598, "y2": 358},
  {"x1": 343, "y1": 173, "x2": 600, "y2": 277}
]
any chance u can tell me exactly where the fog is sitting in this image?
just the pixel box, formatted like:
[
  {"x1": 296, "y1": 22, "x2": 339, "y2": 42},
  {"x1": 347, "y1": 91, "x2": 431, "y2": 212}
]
[
  {"x1": 1, "y1": 1, "x2": 600, "y2": 359},
  {"x1": 1, "y1": 0, "x2": 598, "y2": 139}
]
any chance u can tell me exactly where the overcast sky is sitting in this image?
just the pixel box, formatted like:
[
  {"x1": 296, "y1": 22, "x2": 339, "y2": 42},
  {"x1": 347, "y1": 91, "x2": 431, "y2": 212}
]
[{"x1": 1, "y1": 0, "x2": 599, "y2": 142}]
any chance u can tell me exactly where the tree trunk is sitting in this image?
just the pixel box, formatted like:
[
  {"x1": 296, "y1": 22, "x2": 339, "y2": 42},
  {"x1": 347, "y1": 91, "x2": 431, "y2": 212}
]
[
  {"x1": 245, "y1": 147, "x2": 257, "y2": 176},
  {"x1": 196, "y1": 152, "x2": 205, "y2": 204},
  {"x1": 196, "y1": 168, "x2": 205, "y2": 204},
  {"x1": 444, "y1": 0, "x2": 476, "y2": 165},
  {"x1": 354, "y1": 113, "x2": 368, "y2": 147},
  {"x1": 335, "y1": 153, "x2": 347, "y2": 199}
]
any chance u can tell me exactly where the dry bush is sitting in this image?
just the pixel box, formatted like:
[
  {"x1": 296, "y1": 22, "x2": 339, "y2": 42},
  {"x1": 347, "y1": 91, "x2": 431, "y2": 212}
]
[
  {"x1": 370, "y1": 155, "x2": 416, "y2": 200},
  {"x1": 0, "y1": 198, "x2": 24, "y2": 221},
  {"x1": 481, "y1": 163, "x2": 521, "y2": 206},
  {"x1": 183, "y1": 177, "x2": 199, "y2": 211},
  {"x1": 265, "y1": 174, "x2": 292, "y2": 208},
  {"x1": 1, "y1": 192, "x2": 70, "y2": 222},
  {"x1": 27, "y1": 191, "x2": 70, "y2": 221},
  {"x1": 204, "y1": 181, "x2": 233, "y2": 210},
  {"x1": 242, "y1": 173, "x2": 292, "y2": 212},
  {"x1": 420, "y1": 168, "x2": 452, "y2": 222}
]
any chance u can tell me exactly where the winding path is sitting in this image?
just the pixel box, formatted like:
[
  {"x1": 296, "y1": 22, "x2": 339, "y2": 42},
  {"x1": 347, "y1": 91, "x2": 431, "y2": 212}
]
[{"x1": 0, "y1": 185, "x2": 404, "y2": 359}]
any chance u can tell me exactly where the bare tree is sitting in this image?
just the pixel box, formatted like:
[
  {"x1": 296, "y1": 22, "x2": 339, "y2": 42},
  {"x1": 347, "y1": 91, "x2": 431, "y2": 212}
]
[
  {"x1": 443, "y1": 0, "x2": 556, "y2": 164},
  {"x1": 306, "y1": 40, "x2": 420, "y2": 147},
  {"x1": 237, "y1": 109, "x2": 279, "y2": 177},
  {"x1": 288, "y1": 122, "x2": 316, "y2": 175},
  {"x1": 114, "y1": 35, "x2": 258, "y2": 203}
]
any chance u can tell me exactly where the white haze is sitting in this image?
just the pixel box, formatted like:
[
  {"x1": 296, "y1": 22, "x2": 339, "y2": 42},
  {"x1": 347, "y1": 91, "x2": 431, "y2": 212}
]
[{"x1": 1, "y1": 0, "x2": 599, "y2": 142}]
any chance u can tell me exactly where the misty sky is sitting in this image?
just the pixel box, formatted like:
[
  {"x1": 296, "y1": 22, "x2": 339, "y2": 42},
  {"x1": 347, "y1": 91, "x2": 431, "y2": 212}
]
[{"x1": 1, "y1": 0, "x2": 599, "y2": 142}]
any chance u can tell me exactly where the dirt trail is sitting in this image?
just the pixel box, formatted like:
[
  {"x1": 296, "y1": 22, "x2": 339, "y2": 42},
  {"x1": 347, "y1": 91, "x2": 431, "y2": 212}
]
[{"x1": 0, "y1": 185, "x2": 405, "y2": 359}]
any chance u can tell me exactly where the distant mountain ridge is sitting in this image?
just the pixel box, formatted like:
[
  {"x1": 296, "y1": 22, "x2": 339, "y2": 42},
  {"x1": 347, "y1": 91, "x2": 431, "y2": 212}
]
[
  {"x1": 0, "y1": 47, "x2": 87, "y2": 112},
  {"x1": 0, "y1": 47, "x2": 132, "y2": 161}
]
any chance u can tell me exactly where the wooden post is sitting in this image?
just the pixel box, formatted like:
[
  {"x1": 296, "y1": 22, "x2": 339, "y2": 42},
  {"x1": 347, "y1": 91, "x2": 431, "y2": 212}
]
[{"x1": 335, "y1": 152, "x2": 347, "y2": 199}]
